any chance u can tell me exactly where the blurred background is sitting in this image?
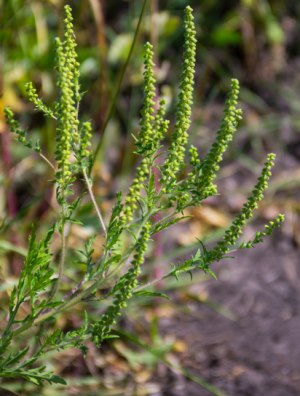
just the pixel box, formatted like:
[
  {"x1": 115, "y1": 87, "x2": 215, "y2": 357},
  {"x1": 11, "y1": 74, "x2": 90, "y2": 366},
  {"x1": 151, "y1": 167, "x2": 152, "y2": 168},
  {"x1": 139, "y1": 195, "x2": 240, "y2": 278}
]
[{"x1": 1, "y1": 0, "x2": 300, "y2": 395}]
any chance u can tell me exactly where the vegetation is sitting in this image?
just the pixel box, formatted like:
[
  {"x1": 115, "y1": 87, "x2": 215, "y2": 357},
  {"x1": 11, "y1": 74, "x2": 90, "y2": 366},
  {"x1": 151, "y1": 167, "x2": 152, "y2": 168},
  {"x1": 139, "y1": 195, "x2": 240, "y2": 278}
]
[{"x1": 1, "y1": 3, "x2": 284, "y2": 389}]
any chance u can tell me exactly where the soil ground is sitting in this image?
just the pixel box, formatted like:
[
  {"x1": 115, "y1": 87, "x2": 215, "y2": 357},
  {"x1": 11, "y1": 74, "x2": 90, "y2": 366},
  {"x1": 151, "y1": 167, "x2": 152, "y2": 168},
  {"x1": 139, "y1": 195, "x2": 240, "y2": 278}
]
[{"x1": 159, "y1": 236, "x2": 300, "y2": 395}]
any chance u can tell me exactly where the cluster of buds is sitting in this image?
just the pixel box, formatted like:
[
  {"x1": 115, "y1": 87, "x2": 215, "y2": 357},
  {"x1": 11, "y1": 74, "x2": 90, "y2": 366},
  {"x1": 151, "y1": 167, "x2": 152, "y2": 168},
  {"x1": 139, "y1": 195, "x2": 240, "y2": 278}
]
[{"x1": 92, "y1": 222, "x2": 151, "y2": 345}]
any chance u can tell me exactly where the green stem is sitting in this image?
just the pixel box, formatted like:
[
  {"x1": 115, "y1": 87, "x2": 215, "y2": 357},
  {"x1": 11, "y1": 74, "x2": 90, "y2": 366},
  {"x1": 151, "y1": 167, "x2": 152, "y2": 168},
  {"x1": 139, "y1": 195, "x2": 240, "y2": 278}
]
[
  {"x1": 11, "y1": 263, "x2": 120, "y2": 340},
  {"x1": 0, "y1": 300, "x2": 22, "y2": 352},
  {"x1": 134, "y1": 272, "x2": 170, "y2": 292},
  {"x1": 59, "y1": 218, "x2": 66, "y2": 286},
  {"x1": 83, "y1": 168, "x2": 107, "y2": 236},
  {"x1": 92, "y1": 0, "x2": 148, "y2": 166},
  {"x1": 49, "y1": 205, "x2": 66, "y2": 299},
  {"x1": 11, "y1": 209, "x2": 156, "y2": 340}
]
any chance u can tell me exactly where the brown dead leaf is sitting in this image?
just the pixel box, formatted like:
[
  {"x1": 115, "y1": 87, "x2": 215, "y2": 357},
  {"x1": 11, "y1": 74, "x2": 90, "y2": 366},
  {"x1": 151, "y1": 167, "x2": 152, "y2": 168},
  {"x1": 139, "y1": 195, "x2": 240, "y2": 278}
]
[
  {"x1": 231, "y1": 365, "x2": 246, "y2": 377},
  {"x1": 191, "y1": 206, "x2": 229, "y2": 228},
  {"x1": 175, "y1": 221, "x2": 205, "y2": 246},
  {"x1": 152, "y1": 303, "x2": 176, "y2": 319},
  {"x1": 2, "y1": 86, "x2": 26, "y2": 113},
  {"x1": 172, "y1": 339, "x2": 187, "y2": 353},
  {"x1": 135, "y1": 368, "x2": 152, "y2": 383}
]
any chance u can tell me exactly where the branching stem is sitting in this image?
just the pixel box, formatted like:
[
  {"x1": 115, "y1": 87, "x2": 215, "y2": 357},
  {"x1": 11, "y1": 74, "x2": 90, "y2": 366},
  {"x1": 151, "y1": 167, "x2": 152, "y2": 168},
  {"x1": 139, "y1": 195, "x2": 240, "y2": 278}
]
[{"x1": 134, "y1": 273, "x2": 170, "y2": 292}]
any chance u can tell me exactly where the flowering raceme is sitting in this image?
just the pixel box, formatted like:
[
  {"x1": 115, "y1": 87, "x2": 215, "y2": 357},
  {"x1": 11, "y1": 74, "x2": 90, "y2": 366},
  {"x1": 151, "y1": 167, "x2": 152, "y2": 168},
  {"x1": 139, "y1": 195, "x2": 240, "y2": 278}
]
[{"x1": 2, "y1": 4, "x2": 283, "y2": 387}]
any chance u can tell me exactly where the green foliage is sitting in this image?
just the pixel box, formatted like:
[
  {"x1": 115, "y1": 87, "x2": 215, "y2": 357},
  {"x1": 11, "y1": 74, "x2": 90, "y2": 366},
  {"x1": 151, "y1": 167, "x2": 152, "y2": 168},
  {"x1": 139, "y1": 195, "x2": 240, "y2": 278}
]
[
  {"x1": 240, "y1": 214, "x2": 285, "y2": 249},
  {"x1": 4, "y1": 107, "x2": 41, "y2": 153},
  {"x1": 211, "y1": 153, "x2": 277, "y2": 260},
  {"x1": 25, "y1": 82, "x2": 56, "y2": 120},
  {"x1": 54, "y1": 5, "x2": 80, "y2": 189},
  {"x1": 162, "y1": 6, "x2": 196, "y2": 191},
  {"x1": 1, "y1": 4, "x2": 283, "y2": 387},
  {"x1": 92, "y1": 222, "x2": 151, "y2": 345}
]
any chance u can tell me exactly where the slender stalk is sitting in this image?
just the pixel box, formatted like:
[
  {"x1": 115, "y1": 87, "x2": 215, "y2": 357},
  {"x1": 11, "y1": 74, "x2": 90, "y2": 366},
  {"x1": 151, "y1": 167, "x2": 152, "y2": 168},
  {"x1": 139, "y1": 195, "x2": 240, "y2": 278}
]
[
  {"x1": 0, "y1": 300, "x2": 22, "y2": 351},
  {"x1": 134, "y1": 258, "x2": 203, "y2": 293},
  {"x1": 92, "y1": 0, "x2": 148, "y2": 166},
  {"x1": 134, "y1": 261, "x2": 203, "y2": 293},
  {"x1": 134, "y1": 272, "x2": 170, "y2": 292},
  {"x1": 49, "y1": 208, "x2": 66, "y2": 299},
  {"x1": 58, "y1": 218, "x2": 66, "y2": 288},
  {"x1": 39, "y1": 153, "x2": 55, "y2": 170},
  {"x1": 82, "y1": 168, "x2": 107, "y2": 236}
]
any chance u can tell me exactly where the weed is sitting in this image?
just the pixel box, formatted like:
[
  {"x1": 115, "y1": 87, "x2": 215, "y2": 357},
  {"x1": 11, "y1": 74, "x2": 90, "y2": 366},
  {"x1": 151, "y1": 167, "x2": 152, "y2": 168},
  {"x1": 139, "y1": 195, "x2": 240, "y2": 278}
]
[{"x1": 2, "y1": 5, "x2": 283, "y2": 386}]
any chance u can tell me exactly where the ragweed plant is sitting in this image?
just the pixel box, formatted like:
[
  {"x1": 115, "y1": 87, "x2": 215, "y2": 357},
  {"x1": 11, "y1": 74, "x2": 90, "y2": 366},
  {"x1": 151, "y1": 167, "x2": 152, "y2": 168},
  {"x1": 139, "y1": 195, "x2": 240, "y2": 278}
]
[{"x1": 1, "y1": 5, "x2": 284, "y2": 386}]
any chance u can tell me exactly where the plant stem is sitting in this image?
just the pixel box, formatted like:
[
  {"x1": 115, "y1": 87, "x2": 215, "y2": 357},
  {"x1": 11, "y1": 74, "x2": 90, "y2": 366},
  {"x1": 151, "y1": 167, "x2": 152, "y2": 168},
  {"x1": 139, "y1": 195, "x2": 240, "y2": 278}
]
[
  {"x1": 11, "y1": 209, "x2": 156, "y2": 340},
  {"x1": 39, "y1": 153, "x2": 55, "y2": 170},
  {"x1": 134, "y1": 262, "x2": 200, "y2": 293},
  {"x1": 92, "y1": 0, "x2": 148, "y2": 166},
  {"x1": 49, "y1": 212, "x2": 66, "y2": 299},
  {"x1": 82, "y1": 168, "x2": 107, "y2": 236},
  {"x1": 11, "y1": 275, "x2": 108, "y2": 338},
  {"x1": 134, "y1": 272, "x2": 170, "y2": 292},
  {"x1": 58, "y1": 218, "x2": 66, "y2": 287}
]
